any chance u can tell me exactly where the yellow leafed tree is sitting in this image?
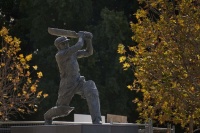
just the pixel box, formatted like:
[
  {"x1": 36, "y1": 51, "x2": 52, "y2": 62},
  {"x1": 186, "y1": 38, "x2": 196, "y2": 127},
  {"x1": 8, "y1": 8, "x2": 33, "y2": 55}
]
[
  {"x1": 118, "y1": 0, "x2": 200, "y2": 132},
  {"x1": 0, "y1": 27, "x2": 48, "y2": 120}
]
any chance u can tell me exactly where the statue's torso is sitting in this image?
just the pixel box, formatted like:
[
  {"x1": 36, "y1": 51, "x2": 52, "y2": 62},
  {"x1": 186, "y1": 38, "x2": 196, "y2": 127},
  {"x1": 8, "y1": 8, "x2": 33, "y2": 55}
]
[{"x1": 55, "y1": 50, "x2": 80, "y2": 84}]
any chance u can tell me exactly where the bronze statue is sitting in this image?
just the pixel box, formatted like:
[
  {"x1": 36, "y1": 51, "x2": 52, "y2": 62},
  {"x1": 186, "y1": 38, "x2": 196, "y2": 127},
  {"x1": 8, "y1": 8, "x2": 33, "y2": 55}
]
[{"x1": 44, "y1": 28, "x2": 102, "y2": 125}]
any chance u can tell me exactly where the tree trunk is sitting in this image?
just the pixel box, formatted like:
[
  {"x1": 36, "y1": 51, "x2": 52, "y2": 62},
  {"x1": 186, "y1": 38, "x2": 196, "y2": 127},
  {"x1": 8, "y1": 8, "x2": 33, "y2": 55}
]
[{"x1": 189, "y1": 117, "x2": 193, "y2": 133}]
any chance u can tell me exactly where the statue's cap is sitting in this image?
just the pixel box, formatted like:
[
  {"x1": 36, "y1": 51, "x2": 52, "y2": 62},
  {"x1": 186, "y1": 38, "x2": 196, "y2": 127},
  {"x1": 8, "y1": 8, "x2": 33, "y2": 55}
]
[{"x1": 54, "y1": 36, "x2": 69, "y2": 46}]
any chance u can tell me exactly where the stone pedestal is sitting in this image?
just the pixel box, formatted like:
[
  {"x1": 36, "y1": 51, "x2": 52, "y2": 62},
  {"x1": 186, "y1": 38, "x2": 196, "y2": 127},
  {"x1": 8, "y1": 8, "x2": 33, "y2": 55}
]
[{"x1": 11, "y1": 124, "x2": 138, "y2": 133}]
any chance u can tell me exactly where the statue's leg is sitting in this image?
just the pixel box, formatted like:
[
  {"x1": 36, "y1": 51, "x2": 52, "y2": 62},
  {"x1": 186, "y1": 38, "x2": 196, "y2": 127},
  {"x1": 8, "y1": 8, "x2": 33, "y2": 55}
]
[
  {"x1": 44, "y1": 86, "x2": 75, "y2": 125},
  {"x1": 83, "y1": 80, "x2": 102, "y2": 124},
  {"x1": 44, "y1": 106, "x2": 74, "y2": 125}
]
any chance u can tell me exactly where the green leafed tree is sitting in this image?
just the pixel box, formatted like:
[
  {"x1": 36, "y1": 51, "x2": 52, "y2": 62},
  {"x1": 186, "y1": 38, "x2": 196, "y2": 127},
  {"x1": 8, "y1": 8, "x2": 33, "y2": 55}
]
[
  {"x1": 118, "y1": 0, "x2": 200, "y2": 132},
  {"x1": 84, "y1": 8, "x2": 135, "y2": 116},
  {"x1": 0, "y1": 27, "x2": 47, "y2": 121}
]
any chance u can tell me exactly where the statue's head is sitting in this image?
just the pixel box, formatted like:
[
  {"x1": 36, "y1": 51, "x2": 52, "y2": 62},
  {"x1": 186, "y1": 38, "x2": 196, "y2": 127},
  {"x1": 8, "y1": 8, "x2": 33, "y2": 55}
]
[{"x1": 54, "y1": 36, "x2": 69, "y2": 50}]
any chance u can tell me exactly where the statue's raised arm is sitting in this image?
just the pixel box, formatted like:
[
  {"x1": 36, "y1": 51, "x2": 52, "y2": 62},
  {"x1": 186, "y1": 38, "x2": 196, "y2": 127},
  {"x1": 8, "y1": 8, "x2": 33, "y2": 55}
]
[{"x1": 76, "y1": 32, "x2": 93, "y2": 58}]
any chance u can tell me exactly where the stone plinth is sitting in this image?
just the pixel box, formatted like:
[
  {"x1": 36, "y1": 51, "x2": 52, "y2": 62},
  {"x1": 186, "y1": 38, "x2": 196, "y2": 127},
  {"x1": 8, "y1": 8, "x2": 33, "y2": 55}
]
[{"x1": 11, "y1": 124, "x2": 138, "y2": 133}]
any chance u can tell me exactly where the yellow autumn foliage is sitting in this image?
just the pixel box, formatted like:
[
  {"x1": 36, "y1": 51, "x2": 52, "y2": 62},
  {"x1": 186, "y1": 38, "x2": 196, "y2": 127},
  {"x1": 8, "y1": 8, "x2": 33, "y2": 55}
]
[
  {"x1": 118, "y1": 0, "x2": 200, "y2": 132},
  {"x1": 0, "y1": 27, "x2": 48, "y2": 121}
]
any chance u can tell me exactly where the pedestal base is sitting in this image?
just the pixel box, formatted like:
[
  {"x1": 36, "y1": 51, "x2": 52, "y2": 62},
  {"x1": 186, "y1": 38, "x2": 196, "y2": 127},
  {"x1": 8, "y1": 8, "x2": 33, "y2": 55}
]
[{"x1": 11, "y1": 124, "x2": 138, "y2": 133}]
